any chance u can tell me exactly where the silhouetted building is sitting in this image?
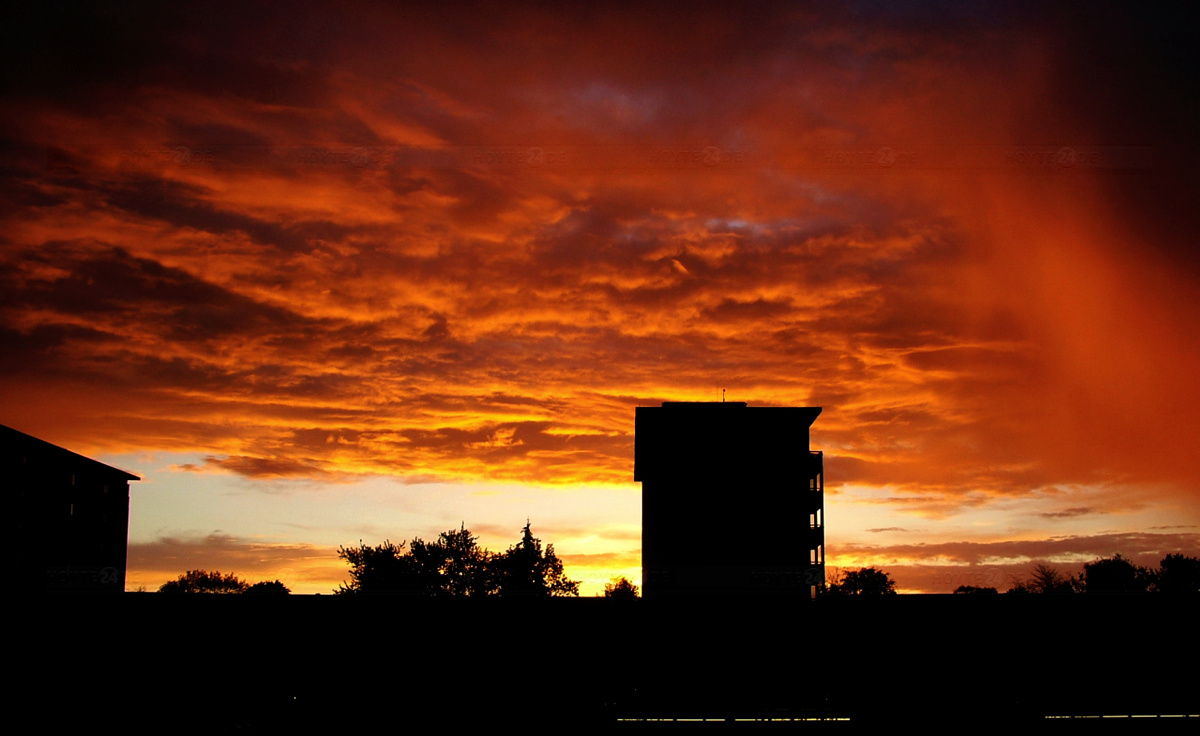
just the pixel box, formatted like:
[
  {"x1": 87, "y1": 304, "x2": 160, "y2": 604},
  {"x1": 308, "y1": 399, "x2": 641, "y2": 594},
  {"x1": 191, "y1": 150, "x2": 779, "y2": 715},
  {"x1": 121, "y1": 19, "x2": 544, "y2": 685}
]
[
  {"x1": 5, "y1": 424, "x2": 139, "y2": 592},
  {"x1": 635, "y1": 402, "x2": 823, "y2": 596}
]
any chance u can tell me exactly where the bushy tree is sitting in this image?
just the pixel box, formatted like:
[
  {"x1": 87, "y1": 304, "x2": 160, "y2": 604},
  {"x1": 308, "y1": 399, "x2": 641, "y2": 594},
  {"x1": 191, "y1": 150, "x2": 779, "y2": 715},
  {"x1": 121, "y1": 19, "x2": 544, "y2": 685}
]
[
  {"x1": 1035, "y1": 562, "x2": 1080, "y2": 593},
  {"x1": 336, "y1": 539, "x2": 418, "y2": 595},
  {"x1": 413, "y1": 524, "x2": 497, "y2": 597},
  {"x1": 336, "y1": 522, "x2": 578, "y2": 597},
  {"x1": 825, "y1": 567, "x2": 896, "y2": 595},
  {"x1": 603, "y1": 576, "x2": 639, "y2": 598},
  {"x1": 1006, "y1": 555, "x2": 1200, "y2": 596},
  {"x1": 159, "y1": 570, "x2": 250, "y2": 594},
  {"x1": 1080, "y1": 554, "x2": 1151, "y2": 594},
  {"x1": 954, "y1": 585, "x2": 998, "y2": 595},
  {"x1": 1153, "y1": 553, "x2": 1200, "y2": 595},
  {"x1": 494, "y1": 522, "x2": 579, "y2": 597},
  {"x1": 159, "y1": 570, "x2": 292, "y2": 594},
  {"x1": 245, "y1": 580, "x2": 291, "y2": 595},
  {"x1": 1006, "y1": 563, "x2": 1078, "y2": 594}
]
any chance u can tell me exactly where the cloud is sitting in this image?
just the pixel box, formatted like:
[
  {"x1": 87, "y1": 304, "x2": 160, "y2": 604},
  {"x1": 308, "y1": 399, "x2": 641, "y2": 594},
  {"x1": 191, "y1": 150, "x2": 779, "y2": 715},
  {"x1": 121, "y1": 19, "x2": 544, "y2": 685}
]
[
  {"x1": 3, "y1": 2, "x2": 1199, "y2": 592},
  {"x1": 204, "y1": 455, "x2": 331, "y2": 480},
  {"x1": 829, "y1": 530, "x2": 1200, "y2": 592},
  {"x1": 1038, "y1": 507, "x2": 1098, "y2": 520},
  {"x1": 833, "y1": 531, "x2": 1200, "y2": 568},
  {"x1": 126, "y1": 532, "x2": 344, "y2": 594}
]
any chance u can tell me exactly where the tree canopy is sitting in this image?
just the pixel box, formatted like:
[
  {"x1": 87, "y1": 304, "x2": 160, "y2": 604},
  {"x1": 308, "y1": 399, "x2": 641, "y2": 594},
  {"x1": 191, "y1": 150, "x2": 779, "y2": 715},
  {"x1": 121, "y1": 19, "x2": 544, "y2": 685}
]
[
  {"x1": 337, "y1": 522, "x2": 580, "y2": 597},
  {"x1": 245, "y1": 580, "x2": 291, "y2": 595},
  {"x1": 603, "y1": 576, "x2": 639, "y2": 598},
  {"x1": 158, "y1": 569, "x2": 289, "y2": 594},
  {"x1": 1153, "y1": 553, "x2": 1200, "y2": 595},
  {"x1": 494, "y1": 522, "x2": 580, "y2": 597},
  {"x1": 1009, "y1": 563, "x2": 1080, "y2": 595},
  {"x1": 337, "y1": 538, "x2": 418, "y2": 594},
  {"x1": 1005, "y1": 554, "x2": 1200, "y2": 595},
  {"x1": 1080, "y1": 554, "x2": 1151, "y2": 594},
  {"x1": 825, "y1": 567, "x2": 896, "y2": 595},
  {"x1": 953, "y1": 585, "x2": 998, "y2": 595},
  {"x1": 412, "y1": 525, "x2": 496, "y2": 596}
]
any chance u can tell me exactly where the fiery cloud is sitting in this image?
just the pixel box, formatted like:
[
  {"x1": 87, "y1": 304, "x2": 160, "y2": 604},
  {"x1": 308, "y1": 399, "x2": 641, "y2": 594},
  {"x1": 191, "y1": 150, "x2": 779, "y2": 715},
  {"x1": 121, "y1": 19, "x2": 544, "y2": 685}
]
[
  {"x1": 126, "y1": 533, "x2": 343, "y2": 594},
  {"x1": 3, "y1": 2, "x2": 1198, "y2": 592}
]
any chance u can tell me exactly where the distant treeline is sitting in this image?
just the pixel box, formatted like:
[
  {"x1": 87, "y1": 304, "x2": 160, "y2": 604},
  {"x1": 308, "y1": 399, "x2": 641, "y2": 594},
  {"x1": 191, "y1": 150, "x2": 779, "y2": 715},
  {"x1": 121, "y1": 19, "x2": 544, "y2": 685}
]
[
  {"x1": 953, "y1": 553, "x2": 1199, "y2": 595},
  {"x1": 156, "y1": 569, "x2": 290, "y2": 594},
  {"x1": 144, "y1": 545, "x2": 1199, "y2": 598}
]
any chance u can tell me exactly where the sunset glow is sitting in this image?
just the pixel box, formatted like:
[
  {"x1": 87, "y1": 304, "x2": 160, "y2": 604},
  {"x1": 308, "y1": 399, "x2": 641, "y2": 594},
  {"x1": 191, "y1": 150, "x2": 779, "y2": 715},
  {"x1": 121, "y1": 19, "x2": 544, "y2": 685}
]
[{"x1": 4, "y1": 2, "x2": 1198, "y2": 594}]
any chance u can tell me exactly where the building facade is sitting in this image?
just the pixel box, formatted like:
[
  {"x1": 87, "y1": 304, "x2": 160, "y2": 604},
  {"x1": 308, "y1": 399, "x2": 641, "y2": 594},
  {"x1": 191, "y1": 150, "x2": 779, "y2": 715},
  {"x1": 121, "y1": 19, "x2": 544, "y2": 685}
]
[
  {"x1": 5, "y1": 425, "x2": 139, "y2": 592},
  {"x1": 635, "y1": 402, "x2": 823, "y2": 597}
]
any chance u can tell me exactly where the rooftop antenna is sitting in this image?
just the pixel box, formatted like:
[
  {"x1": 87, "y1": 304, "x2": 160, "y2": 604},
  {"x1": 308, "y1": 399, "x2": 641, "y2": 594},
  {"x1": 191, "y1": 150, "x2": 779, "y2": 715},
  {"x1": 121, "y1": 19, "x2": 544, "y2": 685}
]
[{"x1": 722, "y1": 388, "x2": 725, "y2": 403}]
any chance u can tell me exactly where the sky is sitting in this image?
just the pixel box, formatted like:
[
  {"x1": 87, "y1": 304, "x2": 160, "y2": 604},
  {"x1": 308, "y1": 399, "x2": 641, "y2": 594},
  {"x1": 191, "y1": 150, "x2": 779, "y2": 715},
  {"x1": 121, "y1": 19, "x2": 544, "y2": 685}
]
[{"x1": 3, "y1": 2, "x2": 1199, "y2": 594}]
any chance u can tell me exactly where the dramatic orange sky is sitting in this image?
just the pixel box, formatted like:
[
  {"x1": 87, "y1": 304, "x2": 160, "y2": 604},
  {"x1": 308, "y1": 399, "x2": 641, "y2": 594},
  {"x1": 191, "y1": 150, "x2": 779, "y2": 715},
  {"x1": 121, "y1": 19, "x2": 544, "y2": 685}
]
[{"x1": 4, "y1": 2, "x2": 1198, "y2": 593}]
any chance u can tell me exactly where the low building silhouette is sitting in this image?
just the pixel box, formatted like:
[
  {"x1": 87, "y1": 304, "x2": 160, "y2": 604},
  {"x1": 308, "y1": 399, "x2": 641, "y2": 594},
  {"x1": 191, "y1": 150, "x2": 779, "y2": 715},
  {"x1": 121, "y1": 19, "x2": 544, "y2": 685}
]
[
  {"x1": 635, "y1": 401, "x2": 823, "y2": 596},
  {"x1": 5, "y1": 424, "x2": 139, "y2": 592}
]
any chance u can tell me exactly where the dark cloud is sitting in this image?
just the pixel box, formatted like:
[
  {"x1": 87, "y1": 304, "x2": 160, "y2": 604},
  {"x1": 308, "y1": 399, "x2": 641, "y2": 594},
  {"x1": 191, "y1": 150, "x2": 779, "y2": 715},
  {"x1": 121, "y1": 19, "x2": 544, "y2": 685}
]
[
  {"x1": 204, "y1": 455, "x2": 330, "y2": 479},
  {"x1": 0, "y1": 323, "x2": 113, "y2": 375},
  {"x1": 127, "y1": 532, "x2": 342, "y2": 592},
  {"x1": 700, "y1": 297, "x2": 796, "y2": 324},
  {"x1": 5, "y1": 243, "x2": 309, "y2": 341},
  {"x1": 102, "y1": 178, "x2": 326, "y2": 253},
  {"x1": 840, "y1": 531, "x2": 1200, "y2": 567},
  {"x1": 839, "y1": 530, "x2": 1200, "y2": 592},
  {"x1": 1038, "y1": 507, "x2": 1099, "y2": 520}
]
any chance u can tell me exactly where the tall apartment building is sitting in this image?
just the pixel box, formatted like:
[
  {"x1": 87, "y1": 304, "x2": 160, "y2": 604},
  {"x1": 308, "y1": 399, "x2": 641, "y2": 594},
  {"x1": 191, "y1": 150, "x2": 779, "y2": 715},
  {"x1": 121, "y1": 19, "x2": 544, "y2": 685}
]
[{"x1": 634, "y1": 402, "x2": 823, "y2": 597}]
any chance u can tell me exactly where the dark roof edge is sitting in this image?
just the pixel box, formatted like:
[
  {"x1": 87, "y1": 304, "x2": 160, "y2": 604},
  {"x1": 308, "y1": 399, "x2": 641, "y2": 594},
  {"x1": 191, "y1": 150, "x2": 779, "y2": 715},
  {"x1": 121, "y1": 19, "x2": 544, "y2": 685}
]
[
  {"x1": 1, "y1": 424, "x2": 141, "y2": 481},
  {"x1": 641, "y1": 403, "x2": 822, "y2": 426}
]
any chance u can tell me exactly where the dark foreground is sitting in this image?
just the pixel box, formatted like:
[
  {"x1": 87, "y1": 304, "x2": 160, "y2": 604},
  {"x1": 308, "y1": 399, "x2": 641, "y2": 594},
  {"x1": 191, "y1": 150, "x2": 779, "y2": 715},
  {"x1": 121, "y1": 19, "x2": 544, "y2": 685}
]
[{"x1": 34, "y1": 595, "x2": 1197, "y2": 732}]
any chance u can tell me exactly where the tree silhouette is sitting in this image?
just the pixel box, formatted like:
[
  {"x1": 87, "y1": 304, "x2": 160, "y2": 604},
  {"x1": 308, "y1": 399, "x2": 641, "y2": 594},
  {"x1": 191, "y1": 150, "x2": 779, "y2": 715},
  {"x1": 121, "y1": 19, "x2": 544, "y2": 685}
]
[
  {"x1": 1006, "y1": 555, "x2": 1200, "y2": 595},
  {"x1": 159, "y1": 570, "x2": 292, "y2": 594},
  {"x1": 335, "y1": 523, "x2": 578, "y2": 597},
  {"x1": 413, "y1": 524, "x2": 497, "y2": 597},
  {"x1": 1153, "y1": 553, "x2": 1200, "y2": 595},
  {"x1": 825, "y1": 567, "x2": 896, "y2": 595},
  {"x1": 245, "y1": 580, "x2": 291, "y2": 595},
  {"x1": 1080, "y1": 554, "x2": 1151, "y2": 594},
  {"x1": 159, "y1": 570, "x2": 250, "y2": 594},
  {"x1": 604, "y1": 576, "x2": 639, "y2": 598},
  {"x1": 494, "y1": 522, "x2": 579, "y2": 597},
  {"x1": 953, "y1": 585, "x2": 998, "y2": 595},
  {"x1": 1007, "y1": 563, "x2": 1078, "y2": 594},
  {"x1": 336, "y1": 539, "x2": 418, "y2": 595}
]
